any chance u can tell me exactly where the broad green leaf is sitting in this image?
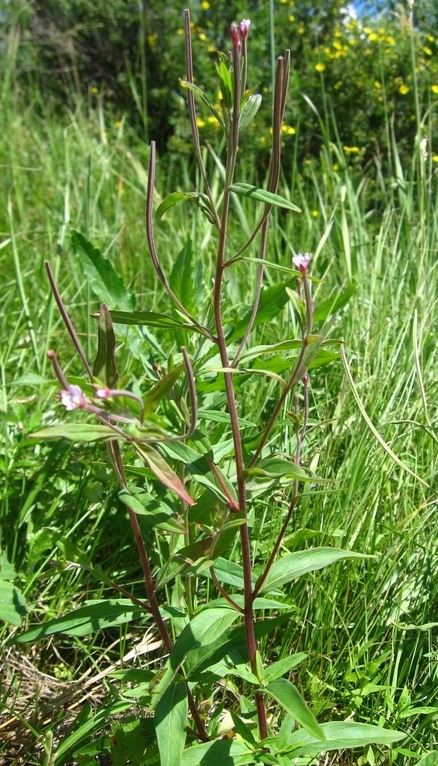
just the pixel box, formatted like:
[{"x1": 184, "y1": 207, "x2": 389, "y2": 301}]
[
  {"x1": 264, "y1": 653, "x2": 308, "y2": 684},
  {"x1": 229, "y1": 278, "x2": 297, "y2": 341},
  {"x1": 179, "y1": 80, "x2": 225, "y2": 129},
  {"x1": 93, "y1": 303, "x2": 118, "y2": 387},
  {"x1": 313, "y1": 283, "x2": 357, "y2": 323},
  {"x1": 197, "y1": 408, "x2": 255, "y2": 427},
  {"x1": 152, "y1": 607, "x2": 240, "y2": 704},
  {"x1": 206, "y1": 596, "x2": 291, "y2": 611},
  {"x1": 143, "y1": 364, "x2": 184, "y2": 415},
  {"x1": 259, "y1": 548, "x2": 370, "y2": 594},
  {"x1": 228, "y1": 183, "x2": 301, "y2": 212},
  {"x1": 416, "y1": 754, "x2": 438, "y2": 766},
  {"x1": 119, "y1": 489, "x2": 185, "y2": 533},
  {"x1": 71, "y1": 230, "x2": 135, "y2": 310},
  {"x1": 169, "y1": 237, "x2": 195, "y2": 316},
  {"x1": 30, "y1": 424, "x2": 119, "y2": 443},
  {"x1": 245, "y1": 457, "x2": 318, "y2": 483},
  {"x1": 155, "y1": 679, "x2": 188, "y2": 766},
  {"x1": 161, "y1": 441, "x2": 233, "y2": 506},
  {"x1": 182, "y1": 738, "x2": 253, "y2": 766},
  {"x1": 208, "y1": 557, "x2": 257, "y2": 590},
  {"x1": 264, "y1": 678, "x2": 325, "y2": 740},
  {"x1": 284, "y1": 720, "x2": 405, "y2": 756},
  {"x1": 136, "y1": 445, "x2": 195, "y2": 506},
  {"x1": 11, "y1": 600, "x2": 147, "y2": 642},
  {"x1": 41, "y1": 529, "x2": 93, "y2": 569},
  {"x1": 239, "y1": 94, "x2": 262, "y2": 133},
  {"x1": 0, "y1": 552, "x2": 16, "y2": 580},
  {"x1": 108, "y1": 309, "x2": 208, "y2": 336},
  {"x1": 0, "y1": 580, "x2": 28, "y2": 626}
]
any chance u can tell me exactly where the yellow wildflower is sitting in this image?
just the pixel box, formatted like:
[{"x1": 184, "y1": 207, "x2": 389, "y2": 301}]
[
  {"x1": 289, "y1": 14, "x2": 295, "y2": 21},
  {"x1": 311, "y1": 209, "x2": 319, "y2": 217},
  {"x1": 427, "y1": 34, "x2": 434, "y2": 42},
  {"x1": 199, "y1": 32, "x2": 207, "y2": 41},
  {"x1": 333, "y1": 40, "x2": 342, "y2": 50},
  {"x1": 334, "y1": 81, "x2": 342, "y2": 90},
  {"x1": 385, "y1": 35, "x2": 395, "y2": 44},
  {"x1": 368, "y1": 32, "x2": 378, "y2": 42},
  {"x1": 298, "y1": 25, "x2": 305, "y2": 34},
  {"x1": 374, "y1": 80, "x2": 382, "y2": 89},
  {"x1": 201, "y1": 0, "x2": 210, "y2": 8},
  {"x1": 281, "y1": 125, "x2": 296, "y2": 135},
  {"x1": 431, "y1": 85, "x2": 438, "y2": 94},
  {"x1": 433, "y1": 155, "x2": 438, "y2": 163},
  {"x1": 114, "y1": 120, "x2": 122, "y2": 129},
  {"x1": 399, "y1": 84, "x2": 410, "y2": 95},
  {"x1": 343, "y1": 146, "x2": 360, "y2": 153},
  {"x1": 91, "y1": 86, "x2": 98, "y2": 94},
  {"x1": 196, "y1": 117, "x2": 206, "y2": 128},
  {"x1": 315, "y1": 62, "x2": 326, "y2": 72},
  {"x1": 423, "y1": 46, "x2": 433, "y2": 55}
]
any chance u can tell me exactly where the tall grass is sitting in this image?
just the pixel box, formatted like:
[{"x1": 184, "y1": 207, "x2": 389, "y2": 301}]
[{"x1": 1, "y1": 16, "x2": 438, "y2": 764}]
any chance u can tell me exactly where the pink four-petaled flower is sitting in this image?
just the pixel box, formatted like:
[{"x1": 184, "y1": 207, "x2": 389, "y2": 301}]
[
  {"x1": 239, "y1": 19, "x2": 251, "y2": 39},
  {"x1": 60, "y1": 385, "x2": 87, "y2": 411},
  {"x1": 292, "y1": 252, "x2": 312, "y2": 276}
]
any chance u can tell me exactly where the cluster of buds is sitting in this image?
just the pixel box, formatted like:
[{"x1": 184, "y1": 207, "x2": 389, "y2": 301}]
[{"x1": 230, "y1": 18, "x2": 251, "y2": 50}]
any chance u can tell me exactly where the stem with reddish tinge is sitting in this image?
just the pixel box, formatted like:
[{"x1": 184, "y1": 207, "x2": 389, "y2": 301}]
[{"x1": 109, "y1": 442, "x2": 209, "y2": 742}]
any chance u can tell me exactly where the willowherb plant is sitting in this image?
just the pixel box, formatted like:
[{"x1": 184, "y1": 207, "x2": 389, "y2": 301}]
[{"x1": 16, "y1": 10, "x2": 404, "y2": 764}]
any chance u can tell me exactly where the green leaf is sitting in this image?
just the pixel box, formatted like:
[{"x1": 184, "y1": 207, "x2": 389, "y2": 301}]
[
  {"x1": 182, "y1": 739, "x2": 252, "y2": 766},
  {"x1": 161, "y1": 441, "x2": 233, "y2": 506},
  {"x1": 143, "y1": 364, "x2": 184, "y2": 416},
  {"x1": 169, "y1": 237, "x2": 196, "y2": 316},
  {"x1": 108, "y1": 309, "x2": 208, "y2": 336},
  {"x1": 239, "y1": 94, "x2": 262, "y2": 133},
  {"x1": 155, "y1": 191, "x2": 212, "y2": 227},
  {"x1": 228, "y1": 183, "x2": 301, "y2": 212},
  {"x1": 284, "y1": 720, "x2": 405, "y2": 756},
  {"x1": 264, "y1": 678, "x2": 325, "y2": 740},
  {"x1": 29, "y1": 424, "x2": 119, "y2": 443},
  {"x1": 0, "y1": 552, "x2": 16, "y2": 581},
  {"x1": 53, "y1": 700, "x2": 132, "y2": 765},
  {"x1": 245, "y1": 457, "x2": 318, "y2": 483},
  {"x1": 229, "y1": 278, "x2": 298, "y2": 341},
  {"x1": 0, "y1": 580, "x2": 28, "y2": 626},
  {"x1": 259, "y1": 548, "x2": 370, "y2": 594},
  {"x1": 155, "y1": 679, "x2": 188, "y2": 766},
  {"x1": 11, "y1": 599, "x2": 147, "y2": 642},
  {"x1": 119, "y1": 489, "x2": 185, "y2": 534},
  {"x1": 179, "y1": 80, "x2": 225, "y2": 129},
  {"x1": 264, "y1": 653, "x2": 308, "y2": 684},
  {"x1": 93, "y1": 303, "x2": 118, "y2": 388},
  {"x1": 216, "y1": 59, "x2": 233, "y2": 110},
  {"x1": 136, "y1": 445, "x2": 195, "y2": 506},
  {"x1": 71, "y1": 230, "x2": 135, "y2": 310},
  {"x1": 152, "y1": 607, "x2": 240, "y2": 704},
  {"x1": 239, "y1": 339, "x2": 302, "y2": 364},
  {"x1": 208, "y1": 557, "x2": 257, "y2": 590},
  {"x1": 313, "y1": 283, "x2": 357, "y2": 323},
  {"x1": 416, "y1": 753, "x2": 438, "y2": 766}
]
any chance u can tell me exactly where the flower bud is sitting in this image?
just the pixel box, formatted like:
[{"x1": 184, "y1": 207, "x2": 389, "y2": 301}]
[
  {"x1": 60, "y1": 385, "x2": 87, "y2": 411},
  {"x1": 230, "y1": 21, "x2": 240, "y2": 49},
  {"x1": 239, "y1": 19, "x2": 251, "y2": 40}
]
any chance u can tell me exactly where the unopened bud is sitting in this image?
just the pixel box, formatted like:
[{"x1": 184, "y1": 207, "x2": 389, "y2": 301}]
[
  {"x1": 95, "y1": 387, "x2": 112, "y2": 399},
  {"x1": 302, "y1": 373, "x2": 309, "y2": 386},
  {"x1": 239, "y1": 19, "x2": 251, "y2": 39},
  {"x1": 230, "y1": 21, "x2": 240, "y2": 49}
]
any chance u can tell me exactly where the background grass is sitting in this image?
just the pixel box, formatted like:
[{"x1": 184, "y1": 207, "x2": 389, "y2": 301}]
[{"x1": 1, "y1": 5, "x2": 438, "y2": 765}]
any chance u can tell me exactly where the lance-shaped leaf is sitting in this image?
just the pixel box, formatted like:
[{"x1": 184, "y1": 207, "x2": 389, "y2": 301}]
[
  {"x1": 263, "y1": 678, "x2": 325, "y2": 740},
  {"x1": 107, "y1": 309, "x2": 208, "y2": 336},
  {"x1": 119, "y1": 488, "x2": 185, "y2": 534},
  {"x1": 228, "y1": 183, "x2": 301, "y2": 212},
  {"x1": 0, "y1": 553, "x2": 28, "y2": 627},
  {"x1": 239, "y1": 94, "x2": 262, "y2": 134},
  {"x1": 93, "y1": 303, "x2": 118, "y2": 388},
  {"x1": 155, "y1": 679, "x2": 188, "y2": 766},
  {"x1": 284, "y1": 720, "x2": 405, "y2": 756},
  {"x1": 151, "y1": 607, "x2": 240, "y2": 705},
  {"x1": 30, "y1": 424, "x2": 119, "y2": 443},
  {"x1": 136, "y1": 445, "x2": 195, "y2": 506},
  {"x1": 215, "y1": 57, "x2": 233, "y2": 110},
  {"x1": 179, "y1": 80, "x2": 225, "y2": 129},
  {"x1": 263, "y1": 653, "x2": 308, "y2": 684},
  {"x1": 169, "y1": 237, "x2": 195, "y2": 316},
  {"x1": 229, "y1": 278, "x2": 298, "y2": 342},
  {"x1": 71, "y1": 230, "x2": 135, "y2": 310},
  {"x1": 181, "y1": 739, "x2": 252, "y2": 766},
  {"x1": 258, "y1": 547, "x2": 371, "y2": 595},
  {"x1": 155, "y1": 191, "x2": 215, "y2": 227},
  {"x1": 11, "y1": 599, "x2": 147, "y2": 642},
  {"x1": 143, "y1": 364, "x2": 184, "y2": 416},
  {"x1": 244, "y1": 457, "x2": 321, "y2": 483}
]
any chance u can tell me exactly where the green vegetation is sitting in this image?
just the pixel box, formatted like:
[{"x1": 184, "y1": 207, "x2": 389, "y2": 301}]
[{"x1": 1, "y1": 2, "x2": 438, "y2": 764}]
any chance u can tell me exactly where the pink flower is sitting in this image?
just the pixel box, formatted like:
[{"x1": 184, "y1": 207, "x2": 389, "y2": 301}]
[
  {"x1": 293, "y1": 252, "x2": 312, "y2": 276},
  {"x1": 60, "y1": 385, "x2": 87, "y2": 411},
  {"x1": 239, "y1": 19, "x2": 251, "y2": 39}
]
